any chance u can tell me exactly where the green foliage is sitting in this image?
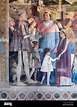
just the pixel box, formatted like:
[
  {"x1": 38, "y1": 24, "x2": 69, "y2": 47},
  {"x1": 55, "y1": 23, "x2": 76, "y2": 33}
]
[{"x1": 65, "y1": 5, "x2": 77, "y2": 12}]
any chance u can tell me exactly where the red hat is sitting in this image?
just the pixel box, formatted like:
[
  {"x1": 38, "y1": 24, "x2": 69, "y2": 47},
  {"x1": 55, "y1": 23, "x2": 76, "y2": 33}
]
[{"x1": 28, "y1": 18, "x2": 35, "y2": 24}]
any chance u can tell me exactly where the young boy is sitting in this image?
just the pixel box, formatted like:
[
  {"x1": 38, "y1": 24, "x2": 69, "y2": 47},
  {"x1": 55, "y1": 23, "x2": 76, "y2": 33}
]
[{"x1": 41, "y1": 48, "x2": 59, "y2": 85}]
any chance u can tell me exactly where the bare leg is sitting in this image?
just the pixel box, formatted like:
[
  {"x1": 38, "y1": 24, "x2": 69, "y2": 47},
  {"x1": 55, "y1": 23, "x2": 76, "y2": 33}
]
[
  {"x1": 47, "y1": 72, "x2": 51, "y2": 85},
  {"x1": 41, "y1": 72, "x2": 46, "y2": 84},
  {"x1": 23, "y1": 51, "x2": 29, "y2": 80},
  {"x1": 17, "y1": 51, "x2": 22, "y2": 83},
  {"x1": 34, "y1": 68, "x2": 38, "y2": 81},
  {"x1": 12, "y1": 74, "x2": 17, "y2": 83},
  {"x1": 22, "y1": 51, "x2": 37, "y2": 83}
]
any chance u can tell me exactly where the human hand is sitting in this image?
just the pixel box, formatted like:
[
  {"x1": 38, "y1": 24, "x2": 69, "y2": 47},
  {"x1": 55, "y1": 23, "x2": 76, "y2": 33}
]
[
  {"x1": 53, "y1": 48, "x2": 57, "y2": 53},
  {"x1": 57, "y1": 55, "x2": 61, "y2": 60},
  {"x1": 56, "y1": 57, "x2": 59, "y2": 60}
]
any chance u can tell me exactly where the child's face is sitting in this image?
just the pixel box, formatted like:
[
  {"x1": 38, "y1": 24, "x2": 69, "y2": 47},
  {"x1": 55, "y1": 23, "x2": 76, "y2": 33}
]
[
  {"x1": 47, "y1": 51, "x2": 50, "y2": 55},
  {"x1": 35, "y1": 43, "x2": 38, "y2": 49},
  {"x1": 30, "y1": 42, "x2": 34, "y2": 47}
]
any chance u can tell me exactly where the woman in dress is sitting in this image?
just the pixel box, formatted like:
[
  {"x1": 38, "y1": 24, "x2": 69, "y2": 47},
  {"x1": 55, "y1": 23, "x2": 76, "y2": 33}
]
[{"x1": 56, "y1": 28, "x2": 73, "y2": 86}]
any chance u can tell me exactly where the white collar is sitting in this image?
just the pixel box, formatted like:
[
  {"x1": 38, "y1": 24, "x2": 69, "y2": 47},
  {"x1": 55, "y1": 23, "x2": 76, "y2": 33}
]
[{"x1": 43, "y1": 20, "x2": 53, "y2": 28}]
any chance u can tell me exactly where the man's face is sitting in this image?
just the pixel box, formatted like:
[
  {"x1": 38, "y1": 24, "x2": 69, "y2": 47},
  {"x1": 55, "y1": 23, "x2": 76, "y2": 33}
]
[
  {"x1": 44, "y1": 13, "x2": 51, "y2": 21},
  {"x1": 19, "y1": 12, "x2": 28, "y2": 20}
]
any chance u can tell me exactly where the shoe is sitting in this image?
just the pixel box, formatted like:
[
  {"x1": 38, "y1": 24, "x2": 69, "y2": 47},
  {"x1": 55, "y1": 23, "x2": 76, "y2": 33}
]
[
  {"x1": 47, "y1": 84, "x2": 50, "y2": 86},
  {"x1": 12, "y1": 82, "x2": 17, "y2": 85},
  {"x1": 27, "y1": 79, "x2": 37, "y2": 83},
  {"x1": 17, "y1": 81, "x2": 27, "y2": 86},
  {"x1": 40, "y1": 82, "x2": 42, "y2": 84}
]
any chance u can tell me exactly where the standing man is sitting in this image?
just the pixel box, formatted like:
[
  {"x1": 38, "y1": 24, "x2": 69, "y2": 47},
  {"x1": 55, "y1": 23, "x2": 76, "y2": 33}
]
[
  {"x1": 36, "y1": 11, "x2": 60, "y2": 84},
  {"x1": 10, "y1": 9, "x2": 31, "y2": 85},
  {"x1": 10, "y1": 9, "x2": 31, "y2": 51}
]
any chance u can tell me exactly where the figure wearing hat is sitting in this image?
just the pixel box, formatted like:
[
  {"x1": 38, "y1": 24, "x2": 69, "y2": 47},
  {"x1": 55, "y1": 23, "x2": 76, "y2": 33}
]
[
  {"x1": 32, "y1": 40, "x2": 41, "y2": 81},
  {"x1": 56, "y1": 28, "x2": 73, "y2": 86},
  {"x1": 36, "y1": 11, "x2": 60, "y2": 84},
  {"x1": 28, "y1": 18, "x2": 37, "y2": 42},
  {"x1": 10, "y1": 9, "x2": 33, "y2": 85},
  {"x1": 10, "y1": 9, "x2": 31, "y2": 51},
  {"x1": 27, "y1": 18, "x2": 38, "y2": 71}
]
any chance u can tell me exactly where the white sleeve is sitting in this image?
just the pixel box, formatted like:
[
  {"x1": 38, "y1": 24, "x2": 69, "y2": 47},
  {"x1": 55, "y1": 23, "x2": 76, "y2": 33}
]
[{"x1": 50, "y1": 57, "x2": 57, "y2": 62}]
